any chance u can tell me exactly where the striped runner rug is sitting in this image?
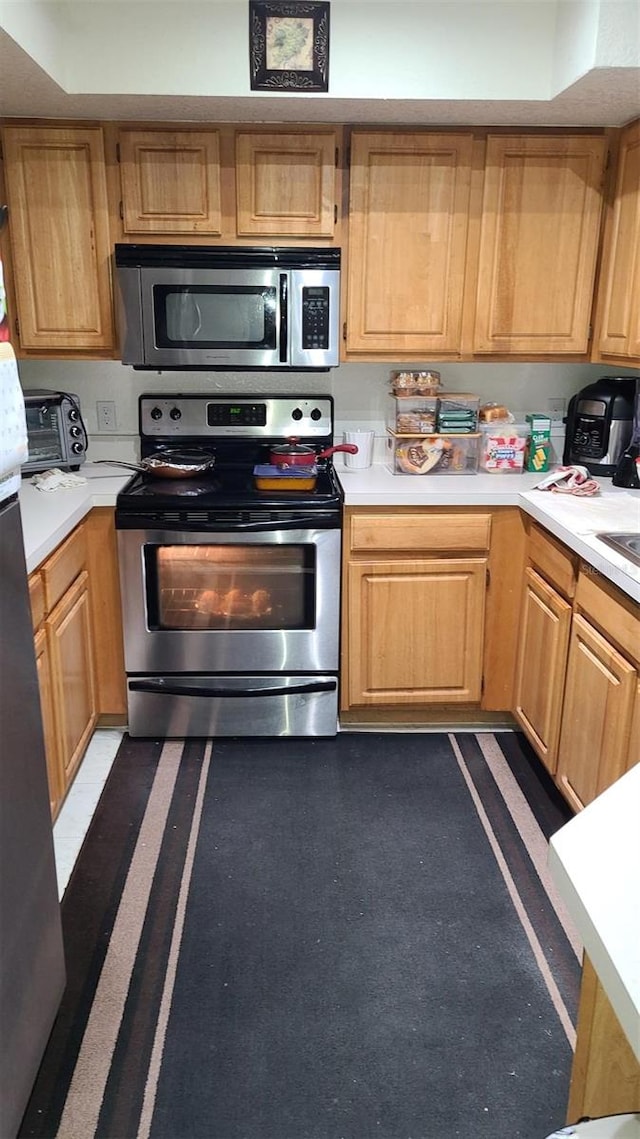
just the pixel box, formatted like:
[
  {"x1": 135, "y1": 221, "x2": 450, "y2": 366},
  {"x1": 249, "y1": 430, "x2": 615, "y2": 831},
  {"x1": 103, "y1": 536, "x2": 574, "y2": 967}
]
[{"x1": 20, "y1": 731, "x2": 580, "y2": 1139}]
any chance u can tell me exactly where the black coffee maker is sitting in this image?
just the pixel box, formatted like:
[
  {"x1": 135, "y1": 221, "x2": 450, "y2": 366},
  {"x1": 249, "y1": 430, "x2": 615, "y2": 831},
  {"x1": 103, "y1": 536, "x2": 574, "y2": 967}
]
[{"x1": 563, "y1": 376, "x2": 638, "y2": 477}]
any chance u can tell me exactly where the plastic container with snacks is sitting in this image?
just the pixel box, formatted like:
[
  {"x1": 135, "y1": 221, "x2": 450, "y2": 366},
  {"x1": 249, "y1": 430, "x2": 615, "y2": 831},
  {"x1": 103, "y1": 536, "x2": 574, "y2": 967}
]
[
  {"x1": 387, "y1": 394, "x2": 438, "y2": 435},
  {"x1": 481, "y1": 432, "x2": 527, "y2": 473},
  {"x1": 390, "y1": 370, "x2": 441, "y2": 396},
  {"x1": 387, "y1": 431, "x2": 480, "y2": 475},
  {"x1": 437, "y1": 392, "x2": 480, "y2": 433}
]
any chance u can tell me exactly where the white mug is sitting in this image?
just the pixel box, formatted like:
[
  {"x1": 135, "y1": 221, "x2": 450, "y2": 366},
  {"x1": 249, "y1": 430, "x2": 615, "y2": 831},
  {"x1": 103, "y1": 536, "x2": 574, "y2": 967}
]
[{"x1": 343, "y1": 430, "x2": 375, "y2": 469}]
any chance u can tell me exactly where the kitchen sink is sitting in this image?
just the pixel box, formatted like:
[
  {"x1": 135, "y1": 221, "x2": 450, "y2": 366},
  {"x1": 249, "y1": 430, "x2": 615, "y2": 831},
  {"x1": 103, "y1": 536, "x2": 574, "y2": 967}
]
[{"x1": 596, "y1": 532, "x2": 640, "y2": 568}]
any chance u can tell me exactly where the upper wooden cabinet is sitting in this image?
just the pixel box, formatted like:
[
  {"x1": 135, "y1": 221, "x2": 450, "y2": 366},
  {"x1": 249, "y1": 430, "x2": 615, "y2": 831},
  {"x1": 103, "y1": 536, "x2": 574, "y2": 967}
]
[
  {"x1": 593, "y1": 118, "x2": 640, "y2": 365},
  {"x1": 118, "y1": 129, "x2": 222, "y2": 235},
  {"x1": 473, "y1": 134, "x2": 607, "y2": 355},
  {"x1": 345, "y1": 131, "x2": 474, "y2": 356},
  {"x1": 2, "y1": 126, "x2": 114, "y2": 351},
  {"x1": 235, "y1": 130, "x2": 338, "y2": 238}
]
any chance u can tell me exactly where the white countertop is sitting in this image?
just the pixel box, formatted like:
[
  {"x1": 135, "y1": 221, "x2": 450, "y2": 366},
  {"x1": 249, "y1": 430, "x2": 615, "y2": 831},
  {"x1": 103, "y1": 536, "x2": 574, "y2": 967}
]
[
  {"x1": 549, "y1": 763, "x2": 640, "y2": 1060},
  {"x1": 337, "y1": 462, "x2": 640, "y2": 603},
  {"x1": 19, "y1": 464, "x2": 131, "y2": 573},
  {"x1": 18, "y1": 461, "x2": 640, "y2": 602}
]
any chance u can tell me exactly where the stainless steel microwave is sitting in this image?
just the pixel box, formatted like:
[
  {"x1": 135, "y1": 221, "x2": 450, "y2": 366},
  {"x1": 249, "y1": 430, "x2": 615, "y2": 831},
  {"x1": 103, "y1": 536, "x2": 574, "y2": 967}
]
[{"x1": 114, "y1": 244, "x2": 341, "y2": 370}]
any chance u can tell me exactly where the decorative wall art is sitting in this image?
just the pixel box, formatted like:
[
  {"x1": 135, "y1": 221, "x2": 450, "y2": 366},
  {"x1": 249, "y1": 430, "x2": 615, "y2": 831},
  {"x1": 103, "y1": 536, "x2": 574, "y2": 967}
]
[{"x1": 249, "y1": 2, "x2": 330, "y2": 92}]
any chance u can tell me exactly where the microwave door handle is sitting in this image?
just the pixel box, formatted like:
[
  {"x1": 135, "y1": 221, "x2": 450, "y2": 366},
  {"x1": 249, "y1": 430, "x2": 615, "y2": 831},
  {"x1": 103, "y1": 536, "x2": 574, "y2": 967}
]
[{"x1": 279, "y1": 273, "x2": 288, "y2": 364}]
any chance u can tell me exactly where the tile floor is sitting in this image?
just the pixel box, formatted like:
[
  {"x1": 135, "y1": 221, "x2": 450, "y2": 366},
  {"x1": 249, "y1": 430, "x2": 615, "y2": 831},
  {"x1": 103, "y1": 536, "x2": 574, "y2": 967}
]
[{"x1": 52, "y1": 729, "x2": 123, "y2": 899}]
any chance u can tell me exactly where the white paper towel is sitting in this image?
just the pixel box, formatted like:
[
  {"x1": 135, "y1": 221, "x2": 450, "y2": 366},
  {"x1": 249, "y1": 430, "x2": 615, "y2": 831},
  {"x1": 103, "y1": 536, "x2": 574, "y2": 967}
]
[{"x1": 0, "y1": 340, "x2": 28, "y2": 501}]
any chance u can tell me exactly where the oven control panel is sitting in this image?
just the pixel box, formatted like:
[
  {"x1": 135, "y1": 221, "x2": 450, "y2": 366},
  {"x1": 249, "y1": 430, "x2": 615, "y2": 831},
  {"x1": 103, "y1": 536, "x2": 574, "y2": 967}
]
[{"x1": 139, "y1": 395, "x2": 333, "y2": 439}]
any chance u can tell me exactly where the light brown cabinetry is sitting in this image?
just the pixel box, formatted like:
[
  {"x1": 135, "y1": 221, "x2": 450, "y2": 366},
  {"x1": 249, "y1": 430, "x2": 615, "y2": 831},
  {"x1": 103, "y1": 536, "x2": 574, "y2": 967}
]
[
  {"x1": 593, "y1": 118, "x2": 640, "y2": 365},
  {"x1": 515, "y1": 523, "x2": 638, "y2": 810},
  {"x1": 513, "y1": 524, "x2": 577, "y2": 773},
  {"x1": 47, "y1": 570, "x2": 97, "y2": 788},
  {"x1": 473, "y1": 134, "x2": 607, "y2": 354},
  {"x1": 33, "y1": 620, "x2": 63, "y2": 818},
  {"x1": 235, "y1": 130, "x2": 338, "y2": 238},
  {"x1": 118, "y1": 129, "x2": 222, "y2": 235},
  {"x1": 568, "y1": 955, "x2": 640, "y2": 1121},
  {"x1": 1, "y1": 126, "x2": 114, "y2": 352},
  {"x1": 342, "y1": 509, "x2": 489, "y2": 710},
  {"x1": 28, "y1": 510, "x2": 125, "y2": 820},
  {"x1": 116, "y1": 125, "x2": 340, "y2": 241},
  {"x1": 345, "y1": 131, "x2": 474, "y2": 356},
  {"x1": 513, "y1": 568, "x2": 572, "y2": 773},
  {"x1": 556, "y1": 567, "x2": 639, "y2": 811}
]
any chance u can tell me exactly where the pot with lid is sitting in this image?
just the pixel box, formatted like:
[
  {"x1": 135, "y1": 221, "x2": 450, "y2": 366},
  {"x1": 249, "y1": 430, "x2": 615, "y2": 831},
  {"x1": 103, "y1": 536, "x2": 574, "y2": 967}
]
[{"x1": 268, "y1": 439, "x2": 358, "y2": 468}]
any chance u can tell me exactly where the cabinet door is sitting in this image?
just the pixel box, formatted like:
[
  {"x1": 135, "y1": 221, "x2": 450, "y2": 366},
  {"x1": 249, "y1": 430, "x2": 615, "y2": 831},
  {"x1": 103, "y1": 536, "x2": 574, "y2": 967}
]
[
  {"x1": 2, "y1": 126, "x2": 113, "y2": 350},
  {"x1": 556, "y1": 614, "x2": 636, "y2": 810},
  {"x1": 594, "y1": 119, "x2": 640, "y2": 364},
  {"x1": 346, "y1": 557, "x2": 486, "y2": 706},
  {"x1": 235, "y1": 130, "x2": 337, "y2": 237},
  {"x1": 346, "y1": 131, "x2": 474, "y2": 355},
  {"x1": 34, "y1": 626, "x2": 64, "y2": 820},
  {"x1": 47, "y1": 571, "x2": 98, "y2": 788},
  {"x1": 118, "y1": 129, "x2": 222, "y2": 235},
  {"x1": 474, "y1": 135, "x2": 606, "y2": 354},
  {"x1": 513, "y1": 567, "x2": 572, "y2": 774},
  {"x1": 627, "y1": 679, "x2": 640, "y2": 774}
]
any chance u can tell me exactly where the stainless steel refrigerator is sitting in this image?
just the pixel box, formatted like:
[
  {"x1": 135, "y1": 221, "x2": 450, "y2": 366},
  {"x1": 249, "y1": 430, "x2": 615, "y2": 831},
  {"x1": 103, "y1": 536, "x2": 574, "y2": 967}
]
[{"x1": 0, "y1": 335, "x2": 65, "y2": 1137}]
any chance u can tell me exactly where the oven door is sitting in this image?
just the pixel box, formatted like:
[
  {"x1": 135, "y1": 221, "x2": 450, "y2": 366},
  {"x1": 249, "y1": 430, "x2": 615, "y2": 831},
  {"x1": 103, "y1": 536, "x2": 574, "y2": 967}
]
[
  {"x1": 117, "y1": 525, "x2": 340, "y2": 675},
  {"x1": 139, "y1": 268, "x2": 283, "y2": 368}
]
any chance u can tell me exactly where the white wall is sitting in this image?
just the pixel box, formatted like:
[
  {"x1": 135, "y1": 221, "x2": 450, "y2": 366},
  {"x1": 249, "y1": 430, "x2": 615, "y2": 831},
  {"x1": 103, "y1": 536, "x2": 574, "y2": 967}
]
[
  {"x1": 2, "y1": 0, "x2": 624, "y2": 101},
  {"x1": 17, "y1": 358, "x2": 639, "y2": 464}
]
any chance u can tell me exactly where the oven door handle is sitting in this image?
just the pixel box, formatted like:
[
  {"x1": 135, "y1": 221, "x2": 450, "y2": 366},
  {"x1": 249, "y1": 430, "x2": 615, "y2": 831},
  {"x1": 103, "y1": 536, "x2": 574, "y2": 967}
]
[
  {"x1": 128, "y1": 679, "x2": 338, "y2": 698},
  {"x1": 206, "y1": 516, "x2": 332, "y2": 532}
]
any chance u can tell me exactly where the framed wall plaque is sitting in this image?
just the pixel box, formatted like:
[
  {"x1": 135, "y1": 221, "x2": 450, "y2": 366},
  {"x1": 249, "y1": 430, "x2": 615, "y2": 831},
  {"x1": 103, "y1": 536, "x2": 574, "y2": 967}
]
[{"x1": 249, "y1": 2, "x2": 330, "y2": 92}]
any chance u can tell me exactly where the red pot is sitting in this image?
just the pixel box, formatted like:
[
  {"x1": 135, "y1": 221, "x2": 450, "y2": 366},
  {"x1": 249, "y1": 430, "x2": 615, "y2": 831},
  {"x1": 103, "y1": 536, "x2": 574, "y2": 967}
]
[{"x1": 268, "y1": 439, "x2": 358, "y2": 468}]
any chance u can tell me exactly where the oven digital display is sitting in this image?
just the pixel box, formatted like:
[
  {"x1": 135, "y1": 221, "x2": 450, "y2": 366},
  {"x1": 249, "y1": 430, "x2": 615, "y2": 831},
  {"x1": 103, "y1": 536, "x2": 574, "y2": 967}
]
[{"x1": 207, "y1": 403, "x2": 267, "y2": 427}]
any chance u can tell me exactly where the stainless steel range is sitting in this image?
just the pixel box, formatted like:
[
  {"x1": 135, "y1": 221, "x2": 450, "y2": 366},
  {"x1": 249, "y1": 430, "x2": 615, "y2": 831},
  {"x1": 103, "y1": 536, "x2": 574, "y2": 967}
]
[{"x1": 115, "y1": 394, "x2": 344, "y2": 738}]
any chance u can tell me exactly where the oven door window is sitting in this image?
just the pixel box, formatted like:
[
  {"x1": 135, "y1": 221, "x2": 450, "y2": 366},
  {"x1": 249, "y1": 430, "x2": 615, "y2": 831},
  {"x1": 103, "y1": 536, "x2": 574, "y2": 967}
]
[
  {"x1": 153, "y1": 285, "x2": 277, "y2": 350},
  {"x1": 25, "y1": 404, "x2": 64, "y2": 466},
  {"x1": 146, "y1": 544, "x2": 315, "y2": 630}
]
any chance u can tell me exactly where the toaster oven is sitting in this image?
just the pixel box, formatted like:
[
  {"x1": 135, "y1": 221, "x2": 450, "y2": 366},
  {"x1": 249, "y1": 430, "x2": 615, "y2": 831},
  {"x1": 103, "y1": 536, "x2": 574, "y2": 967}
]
[{"x1": 22, "y1": 390, "x2": 88, "y2": 474}]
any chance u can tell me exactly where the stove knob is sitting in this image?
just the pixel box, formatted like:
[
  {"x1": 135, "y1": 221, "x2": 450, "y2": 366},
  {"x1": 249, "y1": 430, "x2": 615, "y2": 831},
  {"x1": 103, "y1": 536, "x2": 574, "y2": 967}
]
[
  {"x1": 310, "y1": 407, "x2": 322, "y2": 421},
  {"x1": 291, "y1": 407, "x2": 303, "y2": 421},
  {"x1": 150, "y1": 407, "x2": 163, "y2": 420},
  {"x1": 169, "y1": 407, "x2": 182, "y2": 421},
  {"x1": 71, "y1": 442, "x2": 84, "y2": 455}
]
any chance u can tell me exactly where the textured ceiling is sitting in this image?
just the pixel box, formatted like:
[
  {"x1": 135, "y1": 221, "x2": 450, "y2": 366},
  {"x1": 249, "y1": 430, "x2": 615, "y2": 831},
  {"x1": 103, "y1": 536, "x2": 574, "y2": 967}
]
[{"x1": 1, "y1": 25, "x2": 639, "y2": 127}]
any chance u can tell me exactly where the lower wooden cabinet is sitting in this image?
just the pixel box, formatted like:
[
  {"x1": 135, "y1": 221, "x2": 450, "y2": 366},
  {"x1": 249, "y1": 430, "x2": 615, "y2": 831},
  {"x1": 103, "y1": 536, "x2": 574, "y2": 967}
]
[
  {"x1": 34, "y1": 625, "x2": 63, "y2": 818},
  {"x1": 513, "y1": 566, "x2": 572, "y2": 774},
  {"x1": 28, "y1": 509, "x2": 125, "y2": 819},
  {"x1": 346, "y1": 556, "x2": 486, "y2": 706},
  {"x1": 568, "y1": 955, "x2": 640, "y2": 1121},
  {"x1": 556, "y1": 613, "x2": 636, "y2": 812},
  {"x1": 47, "y1": 570, "x2": 97, "y2": 789}
]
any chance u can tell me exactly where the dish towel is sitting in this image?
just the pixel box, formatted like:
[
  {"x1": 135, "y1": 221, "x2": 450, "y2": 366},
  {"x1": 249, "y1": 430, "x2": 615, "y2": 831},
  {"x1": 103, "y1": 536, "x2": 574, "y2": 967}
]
[
  {"x1": 32, "y1": 468, "x2": 88, "y2": 491},
  {"x1": 534, "y1": 465, "x2": 600, "y2": 496}
]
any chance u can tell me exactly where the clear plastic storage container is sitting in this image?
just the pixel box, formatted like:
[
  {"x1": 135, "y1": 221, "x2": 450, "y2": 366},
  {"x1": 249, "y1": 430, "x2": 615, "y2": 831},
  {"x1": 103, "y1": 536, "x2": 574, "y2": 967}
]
[
  {"x1": 386, "y1": 431, "x2": 480, "y2": 475},
  {"x1": 387, "y1": 394, "x2": 438, "y2": 435}
]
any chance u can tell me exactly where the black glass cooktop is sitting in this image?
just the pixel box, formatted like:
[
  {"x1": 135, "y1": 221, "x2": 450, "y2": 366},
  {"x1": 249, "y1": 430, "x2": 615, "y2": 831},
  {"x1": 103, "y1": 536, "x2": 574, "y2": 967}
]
[{"x1": 116, "y1": 463, "x2": 342, "y2": 514}]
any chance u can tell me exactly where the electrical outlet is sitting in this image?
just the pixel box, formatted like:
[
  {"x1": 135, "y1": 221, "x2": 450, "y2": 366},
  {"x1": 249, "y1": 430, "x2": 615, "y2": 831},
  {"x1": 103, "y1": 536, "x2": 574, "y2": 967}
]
[
  {"x1": 547, "y1": 397, "x2": 566, "y2": 420},
  {"x1": 96, "y1": 400, "x2": 117, "y2": 431}
]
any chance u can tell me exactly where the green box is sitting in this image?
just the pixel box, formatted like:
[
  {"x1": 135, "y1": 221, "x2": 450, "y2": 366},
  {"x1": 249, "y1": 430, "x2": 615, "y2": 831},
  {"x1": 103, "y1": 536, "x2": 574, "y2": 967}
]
[{"x1": 525, "y1": 413, "x2": 552, "y2": 472}]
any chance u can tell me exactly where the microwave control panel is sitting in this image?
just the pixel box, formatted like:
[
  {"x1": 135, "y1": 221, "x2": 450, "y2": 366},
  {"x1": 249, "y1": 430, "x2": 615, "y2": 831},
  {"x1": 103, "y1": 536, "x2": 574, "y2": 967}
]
[{"x1": 301, "y1": 287, "x2": 330, "y2": 350}]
